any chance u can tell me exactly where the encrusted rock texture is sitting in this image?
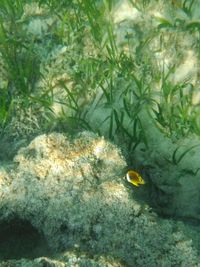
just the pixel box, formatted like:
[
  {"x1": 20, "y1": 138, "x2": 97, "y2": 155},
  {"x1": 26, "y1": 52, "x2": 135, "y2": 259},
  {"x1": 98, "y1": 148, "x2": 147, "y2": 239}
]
[
  {"x1": 0, "y1": 132, "x2": 199, "y2": 266},
  {"x1": 0, "y1": 251, "x2": 125, "y2": 267}
]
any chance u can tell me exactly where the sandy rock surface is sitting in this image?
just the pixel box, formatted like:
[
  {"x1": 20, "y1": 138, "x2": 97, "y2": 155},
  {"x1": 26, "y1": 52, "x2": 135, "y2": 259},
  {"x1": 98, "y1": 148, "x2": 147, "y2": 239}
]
[{"x1": 0, "y1": 132, "x2": 199, "y2": 266}]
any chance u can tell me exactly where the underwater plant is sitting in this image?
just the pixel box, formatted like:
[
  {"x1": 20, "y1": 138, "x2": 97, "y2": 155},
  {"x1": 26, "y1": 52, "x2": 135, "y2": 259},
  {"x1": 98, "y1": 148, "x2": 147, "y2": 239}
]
[
  {"x1": 0, "y1": 0, "x2": 41, "y2": 132},
  {"x1": 0, "y1": 0, "x2": 200, "y2": 163}
]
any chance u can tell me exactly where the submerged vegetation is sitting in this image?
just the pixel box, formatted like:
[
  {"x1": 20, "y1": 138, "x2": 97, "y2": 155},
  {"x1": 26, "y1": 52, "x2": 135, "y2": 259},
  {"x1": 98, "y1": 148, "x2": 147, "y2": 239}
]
[{"x1": 0, "y1": 0, "x2": 200, "y2": 157}]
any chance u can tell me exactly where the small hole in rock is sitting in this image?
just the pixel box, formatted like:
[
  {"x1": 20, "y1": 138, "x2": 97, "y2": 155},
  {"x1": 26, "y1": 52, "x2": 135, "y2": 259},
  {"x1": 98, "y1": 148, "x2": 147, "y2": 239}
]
[{"x1": 0, "y1": 218, "x2": 52, "y2": 260}]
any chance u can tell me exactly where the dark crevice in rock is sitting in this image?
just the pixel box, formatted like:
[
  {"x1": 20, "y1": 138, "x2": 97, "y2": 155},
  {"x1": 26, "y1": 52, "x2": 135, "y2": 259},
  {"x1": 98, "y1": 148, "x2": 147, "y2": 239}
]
[{"x1": 0, "y1": 218, "x2": 52, "y2": 260}]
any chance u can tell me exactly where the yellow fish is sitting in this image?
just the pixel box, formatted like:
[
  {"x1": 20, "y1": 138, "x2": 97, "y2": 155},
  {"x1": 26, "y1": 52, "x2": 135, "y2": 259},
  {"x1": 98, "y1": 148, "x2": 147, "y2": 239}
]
[{"x1": 126, "y1": 170, "x2": 145, "y2": 187}]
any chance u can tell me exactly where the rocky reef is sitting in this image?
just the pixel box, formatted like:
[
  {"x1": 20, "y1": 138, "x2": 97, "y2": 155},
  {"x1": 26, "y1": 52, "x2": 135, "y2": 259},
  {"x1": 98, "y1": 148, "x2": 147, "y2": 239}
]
[
  {"x1": 0, "y1": 132, "x2": 199, "y2": 266},
  {"x1": 0, "y1": 251, "x2": 125, "y2": 267}
]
